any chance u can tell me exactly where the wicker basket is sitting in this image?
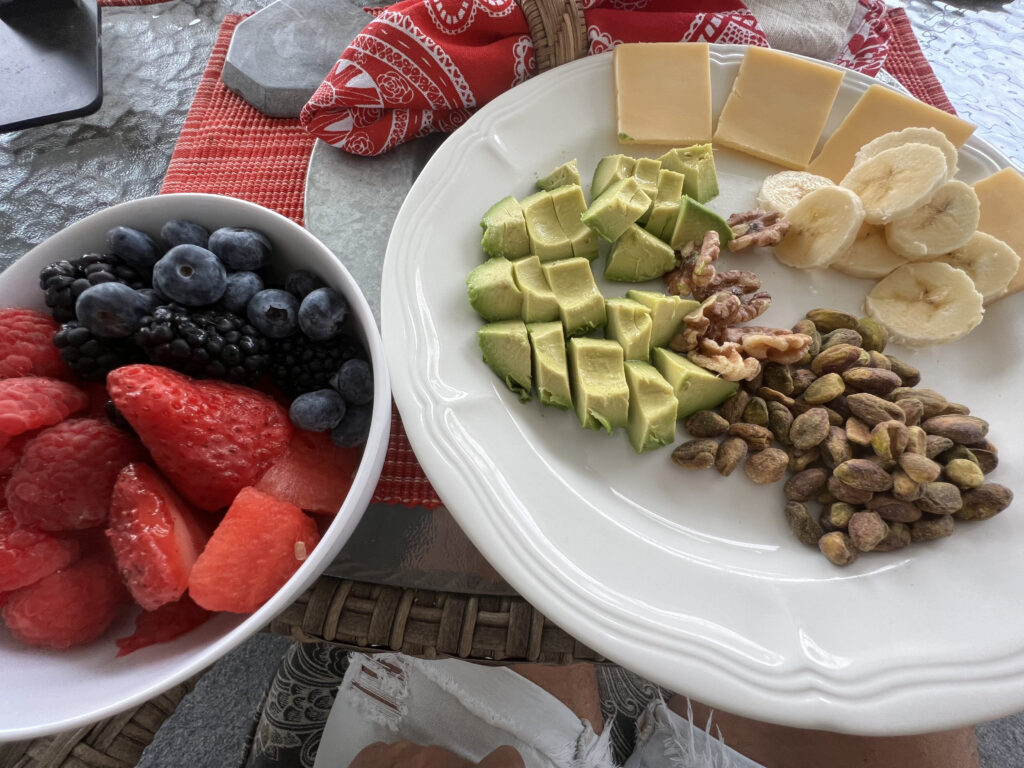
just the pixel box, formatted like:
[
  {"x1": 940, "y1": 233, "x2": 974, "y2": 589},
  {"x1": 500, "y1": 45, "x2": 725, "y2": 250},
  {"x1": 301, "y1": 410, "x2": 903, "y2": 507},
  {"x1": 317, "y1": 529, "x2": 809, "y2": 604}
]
[{"x1": 518, "y1": 0, "x2": 588, "y2": 72}]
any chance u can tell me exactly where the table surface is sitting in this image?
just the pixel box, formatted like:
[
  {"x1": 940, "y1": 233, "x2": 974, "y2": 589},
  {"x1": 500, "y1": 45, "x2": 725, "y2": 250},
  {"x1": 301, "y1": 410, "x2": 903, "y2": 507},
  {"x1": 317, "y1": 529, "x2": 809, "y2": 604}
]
[{"x1": 1, "y1": 0, "x2": 1022, "y2": 597}]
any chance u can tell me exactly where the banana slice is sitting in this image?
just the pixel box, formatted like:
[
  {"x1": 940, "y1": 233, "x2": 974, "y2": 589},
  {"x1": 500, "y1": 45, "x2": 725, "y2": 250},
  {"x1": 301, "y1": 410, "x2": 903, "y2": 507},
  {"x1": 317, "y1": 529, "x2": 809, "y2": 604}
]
[
  {"x1": 774, "y1": 186, "x2": 864, "y2": 269},
  {"x1": 831, "y1": 222, "x2": 908, "y2": 279},
  {"x1": 864, "y1": 261, "x2": 984, "y2": 345},
  {"x1": 931, "y1": 231, "x2": 1021, "y2": 304},
  {"x1": 884, "y1": 180, "x2": 979, "y2": 259},
  {"x1": 756, "y1": 171, "x2": 834, "y2": 214},
  {"x1": 854, "y1": 127, "x2": 959, "y2": 180},
  {"x1": 840, "y1": 143, "x2": 948, "y2": 225}
]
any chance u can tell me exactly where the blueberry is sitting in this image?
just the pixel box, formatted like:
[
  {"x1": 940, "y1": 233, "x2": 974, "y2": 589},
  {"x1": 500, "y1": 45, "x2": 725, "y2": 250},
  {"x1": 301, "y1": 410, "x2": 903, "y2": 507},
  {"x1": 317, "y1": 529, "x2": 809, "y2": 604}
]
[
  {"x1": 247, "y1": 288, "x2": 299, "y2": 338},
  {"x1": 75, "y1": 282, "x2": 151, "y2": 338},
  {"x1": 284, "y1": 270, "x2": 326, "y2": 299},
  {"x1": 289, "y1": 389, "x2": 347, "y2": 432},
  {"x1": 152, "y1": 244, "x2": 228, "y2": 306},
  {"x1": 330, "y1": 403, "x2": 372, "y2": 447},
  {"x1": 222, "y1": 271, "x2": 264, "y2": 314},
  {"x1": 137, "y1": 288, "x2": 162, "y2": 314},
  {"x1": 330, "y1": 358, "x2": 373, "y2": 405},
  {"x1": 161, "y1": 219, "x2": 210, "y2": 250},
  {"x1": 208, "y1": 227, "x2": 271, "y2": 271},
  {"x1": 107, "y1": 226, "x2": 160, "y2": 272},
  {"x1": 297, "y1": 287, "x2": 349, "y2": 341}
]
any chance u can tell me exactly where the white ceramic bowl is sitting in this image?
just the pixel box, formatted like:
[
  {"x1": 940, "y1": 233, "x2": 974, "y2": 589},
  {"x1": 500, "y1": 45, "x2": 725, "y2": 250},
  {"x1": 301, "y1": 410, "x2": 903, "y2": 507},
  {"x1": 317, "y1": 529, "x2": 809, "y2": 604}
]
[{"x1": 0, "y1": 193, "x2": 391, "y2": 740}]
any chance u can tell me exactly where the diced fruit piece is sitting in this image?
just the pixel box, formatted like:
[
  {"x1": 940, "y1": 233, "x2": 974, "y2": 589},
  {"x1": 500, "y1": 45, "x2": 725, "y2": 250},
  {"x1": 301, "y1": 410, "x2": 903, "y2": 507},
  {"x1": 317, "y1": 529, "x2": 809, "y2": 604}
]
[
  {"x1": 830, "y1": 223, "x2": 908, "y2": 279},
  {"x1": 652, "y1": 348, "x2": 739, "y2": 419},
  {"x1": 107, "y1": 365, "x2": 292, "y2": 511},
  {"x1": 668, "y1": 195, "x2": 733, "y2": 251},
  {"x1": 884, "y1": 180, "x2": 979, "y2": 259},
  {"x1": 0, "y1": 377, "x2": 90, "y2": 439},
  {"x1": 774, "y1": 186, "x2": 865, "y2": 269},
  {"x1": 521, "y1": 191, "x2": 574, "y2": 262},
  {"x1": 567, "y1": 338, "x2": 629, "y2": 433},
  {"x1": 478, "y1": 321, "x2": 532, "y2": 403},
  {"x1": 480, "y1": 196, "x2": 531, "y2": 260},
  {"x1": 255, "y1": 428, "x2": 362, "y2": 514},
  {"x1": 931, "y1": 231, "x2": 1021, "y2": 304},
  {"x1": 549, "y1": 184, "x2": 598, "y2": 260},
  {"x1": 188, "y1": 487, "x2": 320, "y2": 613},
  {"x1": 116, "y1": 595, "x2": 213, "y2": 656},
  {"x1": 0, "y1": 308, "x2": 69, "y2": 380},
  {"x1": 605, "y1": 298, "x2": 653, "y2": 362},
  {"x1": 756, "y1": 171, "x2": 834, "y2": 215},
  {"x1": 543, "y1": 258, "x2": 606, "y2": 337},
  {"x1": 0, "y1": 509, "x2": 79, "y2": 592},
  {"x1": 107, "y1": 463, "x2": 210, "y2": 611},
  {"x1": 581, "y1": 177, "x2": 651, "y2": 242},
  {"x1": 853, "y1": 127, "x2": 959, "y2": 180},
  {"x1": 2, "y1": 550, "x2": 127, "y2": 650},
  {"x1": 512, "y1": 256, "x2": 559, "y2": 323},
  {"x1": 644, "y1": 169, "x2": 686, "y2": 241},
  {"x1": 839, "y1": 143, "x2": 947, "y2": 226},
  {"x1": 526, "y1": 322, "x2": 572, "y2": 411},
  {"x1": 659, "y1": 144, "x2": 719, "y2": 203},
  {"x1": 6, "y1": 418, "x2": 144, "y2": 531},
  {"x1": 623, "y1": 361, "x2": 678, "y2": 453},
  {"x1": 536, "y1": 159, "x2": 581, "y2": 192},
  {"x1": 624, "y1": 291, "x2": 700, "y2": 349},
  {"x1": 466, "y1": 257, "x2": 523, "y2": 322},
  {"x1": 591, "y1": 154, "x2": 636, "y2": 199},
  {"x1": 604, "y1": 224, "x2": 677, "y2": 282}
]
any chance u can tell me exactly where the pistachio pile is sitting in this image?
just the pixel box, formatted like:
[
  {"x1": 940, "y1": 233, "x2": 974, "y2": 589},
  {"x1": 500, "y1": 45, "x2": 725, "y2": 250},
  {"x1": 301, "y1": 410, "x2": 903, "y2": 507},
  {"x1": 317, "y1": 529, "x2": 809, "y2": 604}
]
[{"x1": 671, "y1": 308, "x2": 1013, "y2": 566}]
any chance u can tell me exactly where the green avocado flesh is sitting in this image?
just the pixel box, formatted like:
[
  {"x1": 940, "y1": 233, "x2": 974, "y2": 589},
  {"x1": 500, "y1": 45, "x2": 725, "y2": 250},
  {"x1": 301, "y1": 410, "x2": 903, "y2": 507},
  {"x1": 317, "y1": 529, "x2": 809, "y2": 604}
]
[
  {"x1": 668, "y1": 195, "x2": 734, "y2": 251},
  {"x1": 652, "y1": 347, "x2": 739, "y2": 419},
  {"x1": 605, "y1": 297, "x2": 653, "y2": 362},
  {"x1": 479, "y1": 321, "x2": 532, "y2": 402},
  {"x1": 549, "y1": 184, "x2": 598, "y2": 261},
  {"x1": 467, "y1": 257, "x2": 523, "y2": 321},
  {"x1": 591, "y1": 154, "x2": 636, "y2": 199},
  {"x1": 658, "y1": 144, "x2": 719, "y2": 203},
  {"x1": 527, "y1": 322, "x2": 572, "y2": 410},
  {"x1": 512, "y1": 255, "x2": 559, "y2": 323},
  {"x1": 581, "y1": 177, "x2": 652, "y2": 243},
  {"x1": 537, "y1": 159, "x2": 581, "y2": 191},
  {"x1": 623, "y1": 361, "x2": 679, "y2": 453},
  {"x1": 632, "y1": 157, "x2": 661, "y2": 224},
  {"x1": 480, "y1": 196, "x2": 531, "y2": 260},
  {"x1": 604, "y1": 224, "x2": 677, "y2": 283},
  {"x1": 624, "y1": 290, "x2": 700, "y2": 350},
  {"x1": 644, "y1": 169, "x2": 686, "y2": 242},
  {"x1": 568, "y1": 338, "x2": 628, "y2": 433},
  {"x1": 542, "y1": 258, "x2": 606, "y2": 337},
  {"x1": 521, "y1": 191, "x2": 574, "y2": 262}
]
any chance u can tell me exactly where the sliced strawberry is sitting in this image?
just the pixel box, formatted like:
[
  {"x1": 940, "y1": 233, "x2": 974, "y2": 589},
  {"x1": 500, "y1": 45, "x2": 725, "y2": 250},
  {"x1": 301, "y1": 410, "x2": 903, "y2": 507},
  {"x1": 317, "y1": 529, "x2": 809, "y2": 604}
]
[
  {"x1": 255, "y1": 429, "x2": 362, "y2": 514},
  {"x1": 115, "y1": 595, "x2": 213, "y2": 656}
]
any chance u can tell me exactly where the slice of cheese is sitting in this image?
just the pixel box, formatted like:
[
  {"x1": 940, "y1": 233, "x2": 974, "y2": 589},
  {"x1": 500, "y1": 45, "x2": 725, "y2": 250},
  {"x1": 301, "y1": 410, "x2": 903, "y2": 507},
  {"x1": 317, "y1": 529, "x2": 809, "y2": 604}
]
[
  {"x1": 614, "y1": 43, "x2": 711, "y2": 146},
  {"x1": 809, "y1": 84, "x2": 976, "y2": 181},
  {"x1": 712, "y1": 46, "x2": 844, "y2": 170},
  {"x1": 973, "y1": 167, "x2": 1024, "y2": 296}
]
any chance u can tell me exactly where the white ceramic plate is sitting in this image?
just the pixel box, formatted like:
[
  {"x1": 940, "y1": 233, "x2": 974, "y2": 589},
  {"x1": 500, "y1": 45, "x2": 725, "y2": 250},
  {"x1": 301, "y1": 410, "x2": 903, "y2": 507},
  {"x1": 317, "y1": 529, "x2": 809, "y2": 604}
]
[
  {"x1": 0, "y1": 194, "x2": 391, "y2": 740},
  {"x1": 381, "y1": 46, "x2": 1024, "y2": 735}
]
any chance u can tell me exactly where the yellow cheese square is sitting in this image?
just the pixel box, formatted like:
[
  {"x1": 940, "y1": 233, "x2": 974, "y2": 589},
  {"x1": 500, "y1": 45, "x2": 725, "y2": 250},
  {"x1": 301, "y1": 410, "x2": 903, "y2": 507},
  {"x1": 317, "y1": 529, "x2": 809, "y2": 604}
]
[
  {"x1": 614, "y1": 43, "x2": 711, "y2": 146},
  {"x1": 712, "y1": 46, "x2": 844, "y2": 170},
  {"x1": 974, "y1": 167, "x2": 1024, "y2": 295},
  {"x1": 809, "y1": 84, "x2": 976, "y2": 181}
]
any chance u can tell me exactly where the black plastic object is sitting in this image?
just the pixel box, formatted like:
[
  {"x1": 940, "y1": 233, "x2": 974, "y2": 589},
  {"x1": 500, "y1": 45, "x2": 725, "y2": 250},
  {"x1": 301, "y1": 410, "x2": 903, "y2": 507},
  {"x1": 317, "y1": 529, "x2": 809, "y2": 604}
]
[{"x1": 0, "y1": 0, "x2": 102, "y2": 133}]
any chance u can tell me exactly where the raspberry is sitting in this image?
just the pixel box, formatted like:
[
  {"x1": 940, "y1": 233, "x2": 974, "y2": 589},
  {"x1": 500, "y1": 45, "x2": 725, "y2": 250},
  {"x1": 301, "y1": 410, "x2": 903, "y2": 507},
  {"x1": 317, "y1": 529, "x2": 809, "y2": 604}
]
[
  {"x1": 6, "y1": 418, "x2": 145, "y2": 531},
  {"x1": 107, "y1": 365, "x2": 292, "y2": 511},
  {"x1": 255, "y1": 429, "x2": 361, "y2": 514},
  {"x1": 0, "y1": 430, "x2": 39, "y2": 478},
  {"x1": 107, "y1": 463, "x2": 209, "y2": 611},
  {"x1": 0, "y1": 509, "x2": 79, "y2": 592},
  {"x1": 115, "y1": 595, "x2": 212, "y2": 656},
  {"x1": 188, "y1": 487, "x2": 319, "y2": 613},
  {"x1": 0, "y1": 308, "x2": 70, "y2": 380},
  {"x1": 0, "y1": 377, "x2": 90, "y2": 438},
  {"x1": 2, "y1": 550, "x2": 127, "y2": 649}
]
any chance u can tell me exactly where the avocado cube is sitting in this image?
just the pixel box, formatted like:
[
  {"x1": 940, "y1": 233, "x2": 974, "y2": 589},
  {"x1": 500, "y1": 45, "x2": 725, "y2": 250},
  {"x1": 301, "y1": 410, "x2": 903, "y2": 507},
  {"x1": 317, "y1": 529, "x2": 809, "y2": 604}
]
[
  {"x1": 604, "y1": 224, "x2": 677, "y2": 283},
  {"x1": 527, "y1": 322, "x2": 572, "y2": 411},
  {"x1": 591, "y1": 154, "x2": 637, "y2": 199},
  {"x1": 480, "y1": 196, "x2": 531, "y2": 260},
  {"x1": 568, "y1": 337, "x2": 629, "y2": 433},
  {"x1": 652, "y1": 347, "x2": 739, "y2": 419},
  {"x1": 512, "y1": 255, "x2": 559, "y2": 323},
  {"x1": 605, "y1": 298, "x2": 653, "y2": 361},
  {"x1": 537, "y1": 159, "x2": 582, "y2": 191},
  {"x1": 632, "y1": 157, "x2": 662, "y2": 224},
  {"x1": 668, "y1": 195, "x2": 734, "y2": 251},
  {"x1": 581, "y1": 177, "x2": 652, "y2": 243},
  {"x1": 479, "y1": 321, "x2": 532, "y2": 403},
  {"x1": 467, "y1": 257, "x2": 523, "y2": 322},
  {"x1": 658, "y1": 144, "x2": 719, "y2": 203},
  {"x1": 623, "y1": 361, "x2": 679, "y2": 453},
  {"x1": 549, "y1": 184, "x2": 598, "y2": 261},
  {"x1": 521, "y1": 191, "x2": 574, "y2": 262},
  {"x1": 625, "y1": 290, "x2": 700, "y2": 349},
  {"x1": 644, "y1": 169, "x2": 686, "y2": 242},
  {"x1": 543, "y1": 257, "x2": 606, "y2": 337}
]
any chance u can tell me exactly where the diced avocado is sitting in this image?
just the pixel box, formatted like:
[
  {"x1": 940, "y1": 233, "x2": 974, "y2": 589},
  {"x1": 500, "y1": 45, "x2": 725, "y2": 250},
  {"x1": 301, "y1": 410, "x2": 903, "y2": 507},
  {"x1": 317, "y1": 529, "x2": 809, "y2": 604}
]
[
  {"x1": 632, "y1": 157, "x2": 662, "y2": 224},
  {"x1": 549, "y1": 184, "x2": 598, "y2": 261},
  {"x1": 605, "y1": 298, "x2": 652, "y2": 362},
  {"x1": 568, "y1": 338, "x2": 629, "y2": 433},
  {"x1": 623, "y1": 361, "x2": 679, "y2": 453},
  {"x1": 591, "y1": 154, "x2": 636, "y2": 199},
  {"x1": 520, "y1": 191, "x2": 573, "y2": 262},
  {"x1": 604, "y1": 224, "x2": 677, "y2": 283},
  {"x1": 537, "y1": 159, "x2": 582, "y2": 191},
  {"x1": 480, "y1": 196, "x2": 531, "y2": 260},
  {"x1": 652, "y1": 347, "x2": 739, "y2": 419},
  {"x1": 625, "y1": 290, "x2": 700, "y2": 349},
  {"x1": 512, "y1": 255, "x2": 559, "y2": 323},
  {"x1": 658, "y1": 144, "x2": 719, "y2": 203},
  {"x1": 527, "y1": 322, "x2": 572, "y2": 410},
  {"x1": 644, "y1": 169, "x2": 686, "y2": 242},
  {"x1": 479, "y1": 320, "x2": 532, "y2": 402},
  {"x1": 467, "y1": 257, "x2": 523, "y2": 321},
  {"x1": 668, "y1": 195, "x2": 734, "y2": 251},
  {"x1": 543, "y1": 257, "x2": 606, "y2": 337},
  {"x1": 581, "y1": 177, "x2": 652, "y2": 243}
]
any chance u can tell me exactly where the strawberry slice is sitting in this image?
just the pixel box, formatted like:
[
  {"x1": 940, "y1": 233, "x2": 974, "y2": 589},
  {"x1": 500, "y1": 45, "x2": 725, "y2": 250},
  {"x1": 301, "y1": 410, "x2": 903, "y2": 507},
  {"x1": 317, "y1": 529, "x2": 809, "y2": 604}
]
[
  {"x1": 115, "y1": 595, "x2": 213, "y2": 656},
  {"x1": 255, "y1": 429, "x2": 362, "y2": 514},
  {"x1": 107, "y1": 463, "x2": 210, "y2": 611}
]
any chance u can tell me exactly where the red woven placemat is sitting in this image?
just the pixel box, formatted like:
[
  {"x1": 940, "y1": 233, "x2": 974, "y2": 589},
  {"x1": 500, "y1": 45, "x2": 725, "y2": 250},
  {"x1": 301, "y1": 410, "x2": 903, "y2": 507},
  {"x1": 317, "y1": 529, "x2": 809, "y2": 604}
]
[
  {"x1": 98, "y1": 0, "x2": 168, "y2": 5},
  {"x1": 881, "y1": 8, "x2": 957, "y2": 115}
]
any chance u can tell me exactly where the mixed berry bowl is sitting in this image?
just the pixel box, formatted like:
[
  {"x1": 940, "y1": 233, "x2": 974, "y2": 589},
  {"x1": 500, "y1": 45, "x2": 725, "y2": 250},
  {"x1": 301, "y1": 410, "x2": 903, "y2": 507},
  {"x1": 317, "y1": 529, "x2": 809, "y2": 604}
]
[{"x1": 0, "y1": 193, "x2": 390, "y2": 740}]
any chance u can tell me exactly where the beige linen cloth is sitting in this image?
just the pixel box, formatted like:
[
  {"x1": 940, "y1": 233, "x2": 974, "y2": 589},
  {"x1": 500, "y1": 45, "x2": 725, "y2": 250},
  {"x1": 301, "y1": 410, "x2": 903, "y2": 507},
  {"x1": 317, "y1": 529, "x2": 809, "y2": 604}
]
[{"x1": 745, "y1": 0, "x2": 859, "y2": 62}]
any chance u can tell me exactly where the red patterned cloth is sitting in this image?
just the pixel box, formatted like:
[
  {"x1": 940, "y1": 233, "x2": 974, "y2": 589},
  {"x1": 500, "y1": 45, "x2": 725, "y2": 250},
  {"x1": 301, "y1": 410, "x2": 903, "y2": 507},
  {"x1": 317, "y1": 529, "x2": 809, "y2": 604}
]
[
  {"x1": 98, "y1": 0, "x2": 169, "y2": 5},
  {"x1": 881, "y1": 7, "x2": 956, "y2": 115}
]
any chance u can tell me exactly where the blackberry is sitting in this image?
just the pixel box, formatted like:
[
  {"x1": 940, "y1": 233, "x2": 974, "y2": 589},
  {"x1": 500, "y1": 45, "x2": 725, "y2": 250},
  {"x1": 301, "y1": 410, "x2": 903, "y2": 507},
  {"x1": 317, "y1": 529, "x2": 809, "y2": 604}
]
[
  {"x1": 53, "y1": 321, "x2": 145, "y2": 381},
  {"x1": 40, "y1": 253, "x2": 147, "y2": 323},
  {"x1": 270, "y1": 333, "x2": 363, "y2": 398},
  {"x1": 134, "y1": 305, "x2": 271, "y2": 383}
]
